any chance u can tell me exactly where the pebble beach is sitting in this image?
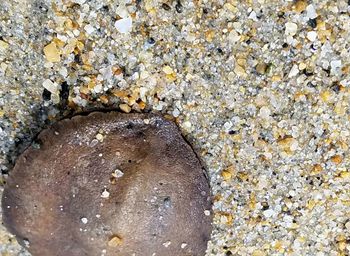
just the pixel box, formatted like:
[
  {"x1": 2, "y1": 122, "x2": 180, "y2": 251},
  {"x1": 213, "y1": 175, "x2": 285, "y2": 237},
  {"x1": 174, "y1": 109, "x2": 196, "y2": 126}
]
[{"x1": 1, "y1": 0, "x2": 350, "y2": 255}]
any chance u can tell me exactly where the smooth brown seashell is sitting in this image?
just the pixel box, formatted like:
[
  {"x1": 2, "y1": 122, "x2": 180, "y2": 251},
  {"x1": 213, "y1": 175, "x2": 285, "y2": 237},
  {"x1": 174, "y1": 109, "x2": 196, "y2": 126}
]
[{"x1": 1, "y1": 112, "x2": 212, "y2": 256}]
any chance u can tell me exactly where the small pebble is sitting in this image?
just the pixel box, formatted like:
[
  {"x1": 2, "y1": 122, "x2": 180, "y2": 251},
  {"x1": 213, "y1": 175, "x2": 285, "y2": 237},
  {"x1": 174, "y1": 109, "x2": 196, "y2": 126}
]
[
  {"x1": 43, "y1": 42, "x2": 60, "y2": 62},
  {"x1": 306, "y1": 4, "x2": 318, "y2": 19},
  {"x1": 101, "y1": 189, "x2": 110, "y2": 199},
  {"x1": 307, "y1": 31, "x2": 317, "y2": 42},
  {"x1": 108, "y1": 235, "x2": 123, "y2": 247},
  {"x1": 112, "y1": 169, "x2": 124, "y2": 178},
  {"x1": 115, "y1": 17, "x2": 132, "y2": 34},
  {"x1": 119, "y1": 104, "x2": 131, "y2": 113},
  {"x1": 285, "y1": 22, "x2": 298, "y2": 36},
  {"x1": 81, "y1": 217, "x2": 88, "y2": 224}
]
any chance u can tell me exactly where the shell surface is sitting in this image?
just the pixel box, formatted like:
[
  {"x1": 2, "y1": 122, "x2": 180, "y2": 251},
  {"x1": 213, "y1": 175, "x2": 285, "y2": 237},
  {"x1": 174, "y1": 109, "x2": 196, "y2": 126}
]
[{"x1": 2, "y1": 112, "x2": 212, "y2": 256}]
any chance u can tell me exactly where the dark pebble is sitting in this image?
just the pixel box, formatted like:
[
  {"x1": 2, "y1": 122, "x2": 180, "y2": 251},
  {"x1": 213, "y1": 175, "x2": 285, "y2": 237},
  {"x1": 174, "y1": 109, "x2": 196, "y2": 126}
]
[
  {"x1": 331, "y1": 82, "x2": 341, "y2": 93},
  {"x1": 307, "y1": 18, "x2": 317, "y2": 28},
  {"x1": 59, "y1": 82, "x2": 69, "y2": 102},
  {"x1": 42, "y1": 89, "x2": 51, "y2": 101},
  {"x1": 175, "y1": 2, "x2": 183, "y2": 13},
  {"x1": 162, "y1": 3, "x2": 171, "y2": 11},
  {"x1": 147, "y1": 37, "x2": 155, "y2": 44},
  {"x1": 217, "y1": 48, "x2": 224, "y2": 54}
]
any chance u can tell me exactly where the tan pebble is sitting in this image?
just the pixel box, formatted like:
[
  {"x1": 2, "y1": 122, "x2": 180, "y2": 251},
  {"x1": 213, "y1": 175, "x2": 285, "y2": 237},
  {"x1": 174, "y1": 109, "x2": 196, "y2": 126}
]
[
  {"x1": 256, "y1": 63, "x2": 267, "y2": 74},
  {"x1": 100, "y1": 95, "x2": 109, "y2": 104},
  {"x1": 330, "y1": 155, "x2": 342, "y2": 165},
  {"x1": 306, "y1": 199, "x2": 316, "y2": 210},
  {"x1": 162, "y1": 65, "x2": 174, "y2": 75},
  {"x1": 108, "y1": 235, "x2": 123, "y2": 247},
  {"x1": 64, "y1": 18, "x2": 74, "y2": 30},
  {"x1": 294, "y1": 0, "x2": 307, "y2": 12},
  {"x1": 237, "y1": 172, "x2": 249, "y2": 181},
  {"x1": 338, "y1": 240, "x2": 346, "y2": 251},
  {"x1": 278, "y1": 137, "x2": 298, "y2": 151},
  {"x1": 44, "y1": 42, "x2": 61, "y2": 62},
  {"x1": 119, "y1": 104, "x2": 131, "y2": 113},
  {"x1": 310, "y1": 164, "x2": 323, "y2": 175},
  {"x1": 224, "y1": 3, "x2": 237, "y2": 12},
  {"x1": 294, "y1": 91, "x2": 306, "y2": 101},
  {"x1": 205, "y1": 30, "x2": 215, "y2": 42},
  {"x1": 53, "y1": 38, "x2": 65, "y2": 48},
  {"x1": 96, "y1": 133, "x2": 104, "y2": 142},
  {"x1": 0, "y1": 40, "x2": 9, "y2": 51},
  {"x1": 113, "y1": 67, "x2": 124, "y2": 75},
  {"x1": 273, "y1": 241, "x2": 284, "y2": 252},
  {"x1": 234, "y1": 65, "x2": 246, "y2": 77},
  {"x1": 339, "y1": 171, "x2": 350, "y2": 179},
  {"x1": 166, "y1": 73, "x2": 177, "y2": 81},
  {"x1": 252, "y1": 249, "x2": 266, "y2": 256},
  {"x1": 320, "y1": 90, "x2": 331, "y2": 102},
  {"x1": 298, "y1": 62, "x2": 307, "y2": 70},
  {"x1": 138, "y1": 101, "x2": 146, "y2": 110},
  {"x1": 237, "y1": 58, "x2": 246, "y2": 66},
  {"x1": 221, "y1": 166, "x2": 235, "y2": 181},
  {"x1": 113, "y1": 90, "x2": 129, "y2": 98},
  {"x1": 271, "y1": 75, "x2": 282, "y2": 82}
]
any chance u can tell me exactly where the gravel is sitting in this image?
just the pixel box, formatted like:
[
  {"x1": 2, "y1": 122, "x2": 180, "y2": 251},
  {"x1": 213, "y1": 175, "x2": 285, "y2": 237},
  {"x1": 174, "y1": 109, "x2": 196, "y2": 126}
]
[{"x1": 1, "y1": 0, "x2": 350, "y2": 255}]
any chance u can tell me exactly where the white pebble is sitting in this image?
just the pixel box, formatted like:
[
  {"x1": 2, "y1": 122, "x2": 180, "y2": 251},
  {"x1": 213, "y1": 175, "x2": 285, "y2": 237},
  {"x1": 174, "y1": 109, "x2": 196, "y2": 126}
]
[
  {"x1": 306, "y1": 5, "x2": 318, "y2": 19},
  {"x1": 248, "y1": 11, "x2": 258, "y2": 21},
  {"x1": 330, "y1": 60, "x2": 342, "y2": 75},
  {"x1": 94, "y1": 84, "x2": 103, "y2": 93},
  {"x1": 81, "y1": 217, "x2": 88, "y2": 224},
  {"x1": 263, "y1": 209, "x2": 275, "y2": 218},
  {"x1": 289, "y1": 190, "x2": 296, "y2": 197},
  {"x1": 84, "y1": 24, "x2": 95, "y2": 34},
  {"x1": 345, "y1": 221, "x2": 350, "y2": 230},
  {"x1": 259, "y1": 106, "x2": 271, "y2": 119},
  {"x1": 172, "y1": 108, "x2": 180, "y2": 117},
  {"x1": 115, "y1": 17, "x2": 133, "y2": 34},
  {"x1": 23, "y1": 239, "x2": 30, "y2": 248},
  {"x1": 228, "y1": 29, "x2": 241, "y2": 43},
  {"x1": 73, "y1": 0, "x2": 86, "y2": 4},
  {"x1": 101, "y1": 189, "x2": 110, "y2": 198},
  {"x1": 59, "y1": 67, "x2": 68, "y2": 77},
  {"x1": 163, "y1": 241, "x2": 171, "y2": 247},
  {"x1": 288, "y1": 64, "x2": 299, "y2": 78},
  {"x1": 183, "y1": 121, "x2": 192, "y2": 130},
  {"x1": 285, "y1": 22, "x2": 298, "y2": 36},
  {"x1": 306, "y1": 31, "x2": 317, "y2": 42},
  {"x1": 73, "y1": 29, "x2": 80, "y2": 36},
  {"x1": 43, "y1": 79, "x2": 60, "y2": 94},
  {"x1": 113, "y1": 169, "x2": 124, "y2": 178}
]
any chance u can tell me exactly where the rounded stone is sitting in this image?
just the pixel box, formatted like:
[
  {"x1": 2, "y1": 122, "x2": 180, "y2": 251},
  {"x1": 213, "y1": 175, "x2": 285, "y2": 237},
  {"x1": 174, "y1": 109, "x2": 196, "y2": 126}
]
[{"x1": 1, "y1": 112, "x2": 212, "y2": 256}]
